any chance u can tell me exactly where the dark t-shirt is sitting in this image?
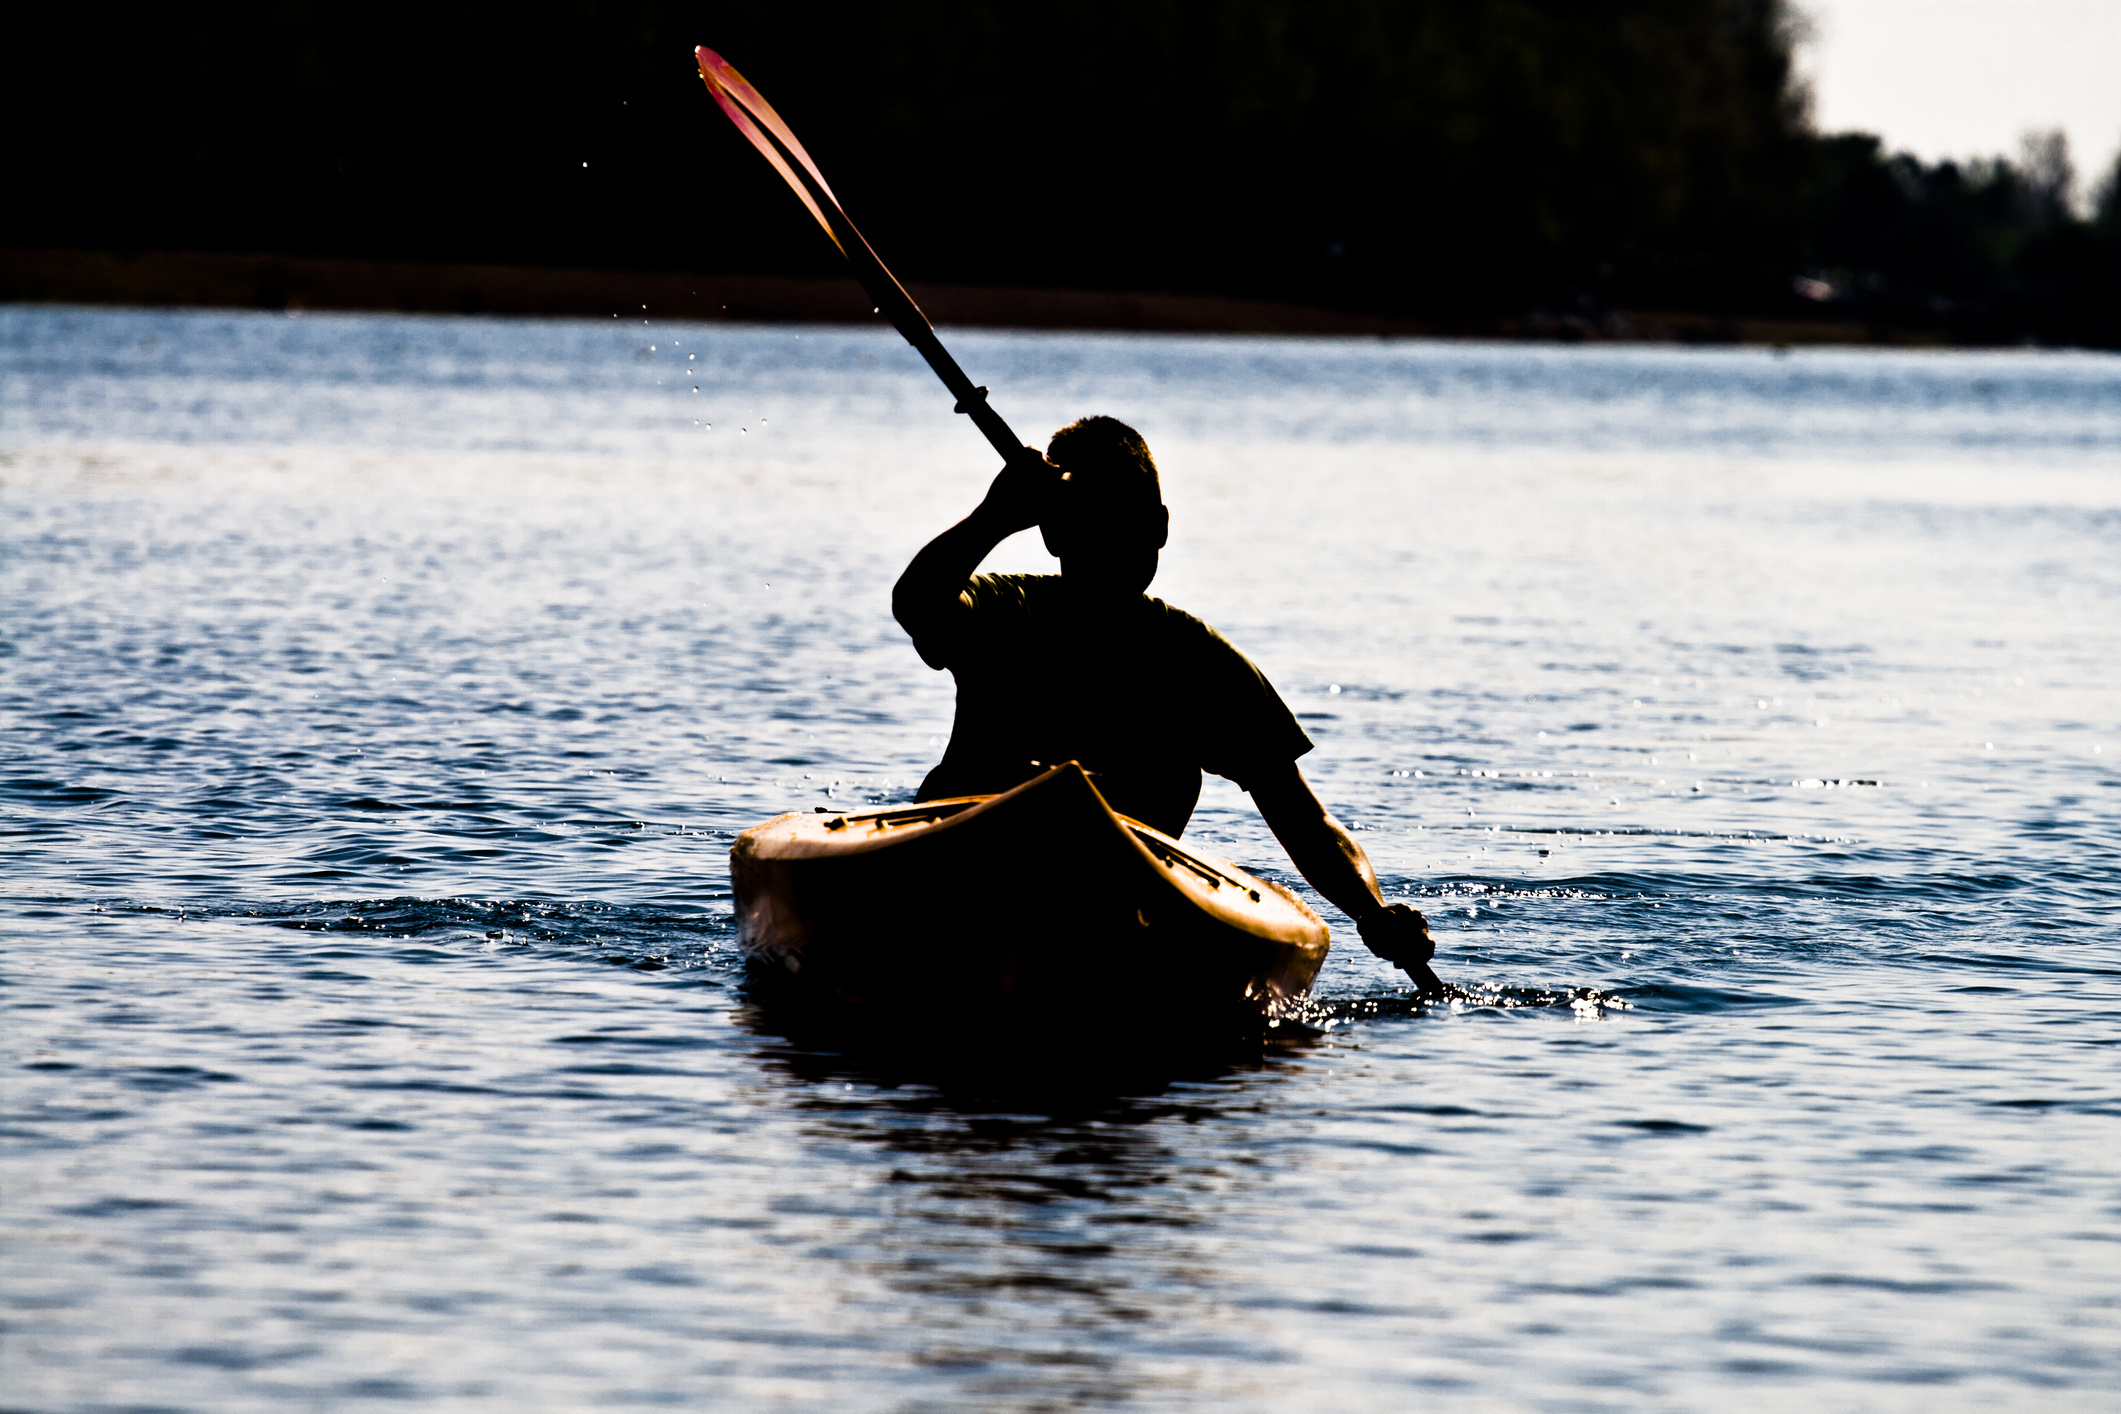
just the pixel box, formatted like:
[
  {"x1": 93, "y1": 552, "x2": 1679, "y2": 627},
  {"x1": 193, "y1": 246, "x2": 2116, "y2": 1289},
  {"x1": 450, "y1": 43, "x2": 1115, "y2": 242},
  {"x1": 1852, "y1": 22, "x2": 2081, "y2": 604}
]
[{"x1": 914, "y1": 573, "x2": 1313, "y2": 836}]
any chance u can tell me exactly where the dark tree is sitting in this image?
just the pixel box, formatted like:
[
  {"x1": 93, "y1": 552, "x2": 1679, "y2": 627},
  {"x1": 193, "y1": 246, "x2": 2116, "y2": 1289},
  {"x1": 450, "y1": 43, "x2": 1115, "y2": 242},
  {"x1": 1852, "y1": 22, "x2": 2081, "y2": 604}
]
[{"x1": 5, "y1": 0, "x2": 2112, "y2": 341}]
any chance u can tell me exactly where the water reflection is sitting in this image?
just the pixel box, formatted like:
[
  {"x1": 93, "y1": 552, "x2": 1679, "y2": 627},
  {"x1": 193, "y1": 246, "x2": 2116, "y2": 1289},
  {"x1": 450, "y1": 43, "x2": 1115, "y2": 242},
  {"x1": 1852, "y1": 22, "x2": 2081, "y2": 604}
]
[
  {"x1": 733, "y1": 988, "x2": 1322, "y2": 1109},
  {"x1": 729, "y1": 995, "x2": 1320, "y2": 1403}
]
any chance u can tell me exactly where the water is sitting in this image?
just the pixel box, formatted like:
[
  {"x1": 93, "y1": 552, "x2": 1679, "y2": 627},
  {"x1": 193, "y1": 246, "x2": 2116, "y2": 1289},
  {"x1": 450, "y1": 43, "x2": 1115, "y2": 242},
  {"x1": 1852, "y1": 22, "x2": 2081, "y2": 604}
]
[{"x1": 3, "y1": 305, "x2": 2118, "y2": 1410}]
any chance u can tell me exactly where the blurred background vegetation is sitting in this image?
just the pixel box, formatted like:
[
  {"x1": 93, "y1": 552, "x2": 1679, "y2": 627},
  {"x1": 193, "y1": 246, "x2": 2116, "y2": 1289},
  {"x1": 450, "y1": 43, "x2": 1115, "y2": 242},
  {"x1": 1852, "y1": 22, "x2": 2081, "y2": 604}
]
[{"x1": 6, "y1": 0, "x2": 2116, "y2": 343}]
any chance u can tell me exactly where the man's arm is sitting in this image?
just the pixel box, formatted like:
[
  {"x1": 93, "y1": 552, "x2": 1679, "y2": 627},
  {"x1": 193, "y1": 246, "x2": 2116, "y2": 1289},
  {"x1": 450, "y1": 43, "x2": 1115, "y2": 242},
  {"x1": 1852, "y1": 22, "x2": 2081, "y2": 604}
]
[
  {"x1": 892, "y1": 446, "x2": 1056, "y2": 667},
  {"x1": 1248, "y1": 760, "x2": 1443, "y2": 992}
]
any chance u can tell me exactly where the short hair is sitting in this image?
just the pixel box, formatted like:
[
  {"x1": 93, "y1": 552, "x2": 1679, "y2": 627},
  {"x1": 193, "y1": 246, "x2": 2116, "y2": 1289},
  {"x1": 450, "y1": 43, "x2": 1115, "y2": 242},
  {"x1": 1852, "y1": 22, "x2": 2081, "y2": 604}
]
[{"x1": 1045, "y1": 416, "x2": 1162, "y2": 521}]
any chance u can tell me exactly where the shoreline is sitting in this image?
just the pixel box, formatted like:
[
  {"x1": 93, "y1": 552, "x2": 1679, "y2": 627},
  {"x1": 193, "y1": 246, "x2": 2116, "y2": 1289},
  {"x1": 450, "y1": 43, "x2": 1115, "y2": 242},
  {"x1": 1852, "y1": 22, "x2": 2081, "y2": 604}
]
[{"x1": 3, "y1": 246, "x2": 1922, "y2": 347}]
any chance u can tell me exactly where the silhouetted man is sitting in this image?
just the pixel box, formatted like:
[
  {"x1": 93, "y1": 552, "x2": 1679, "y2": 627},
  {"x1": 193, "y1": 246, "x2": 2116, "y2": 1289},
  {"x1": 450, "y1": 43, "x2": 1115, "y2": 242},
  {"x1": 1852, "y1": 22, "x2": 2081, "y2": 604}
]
[{"x1": 893, "y1": 416, "x2": 1436, "y2": 982}]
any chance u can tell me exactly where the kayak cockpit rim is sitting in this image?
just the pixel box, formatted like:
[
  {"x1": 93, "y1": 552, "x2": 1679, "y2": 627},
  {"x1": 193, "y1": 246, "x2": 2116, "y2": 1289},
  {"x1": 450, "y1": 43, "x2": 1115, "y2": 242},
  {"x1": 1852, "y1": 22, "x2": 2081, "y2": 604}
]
[{"x1": 745, "y1": 762, "x2": 1322, "y2": 945}]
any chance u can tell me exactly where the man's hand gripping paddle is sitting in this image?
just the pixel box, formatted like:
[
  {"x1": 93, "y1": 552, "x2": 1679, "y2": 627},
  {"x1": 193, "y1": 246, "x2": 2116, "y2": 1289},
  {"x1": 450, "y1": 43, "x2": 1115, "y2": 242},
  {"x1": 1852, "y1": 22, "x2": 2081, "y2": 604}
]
[
  {"x1": 694, "y1": 46, "x2": 1020, "y2": 460},
  {"x1": 1360, "y1": 904, "x2": 1445, "y2": 995}
]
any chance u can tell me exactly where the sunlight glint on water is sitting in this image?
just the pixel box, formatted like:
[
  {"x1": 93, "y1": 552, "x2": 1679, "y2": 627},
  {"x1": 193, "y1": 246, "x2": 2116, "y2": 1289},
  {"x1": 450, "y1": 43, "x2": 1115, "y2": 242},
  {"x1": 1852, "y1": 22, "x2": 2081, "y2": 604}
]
[{"x1": 2, "y1": 307, "x2": 2118, "y2": 1411}]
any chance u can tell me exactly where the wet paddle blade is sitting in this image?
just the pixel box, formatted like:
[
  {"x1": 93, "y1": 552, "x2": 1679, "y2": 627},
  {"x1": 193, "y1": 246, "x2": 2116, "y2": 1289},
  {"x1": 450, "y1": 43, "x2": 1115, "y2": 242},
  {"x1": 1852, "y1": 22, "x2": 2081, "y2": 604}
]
[{"x1": 695, "y1": 46, "x2": 845, "y2": 255}]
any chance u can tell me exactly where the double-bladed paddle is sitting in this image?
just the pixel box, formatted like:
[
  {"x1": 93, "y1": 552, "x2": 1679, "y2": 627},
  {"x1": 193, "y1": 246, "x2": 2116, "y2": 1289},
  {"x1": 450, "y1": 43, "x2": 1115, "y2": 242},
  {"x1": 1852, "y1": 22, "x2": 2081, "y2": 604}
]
[{"x1": 693, "y1": 45, "x2": 1019, "y2": 460}]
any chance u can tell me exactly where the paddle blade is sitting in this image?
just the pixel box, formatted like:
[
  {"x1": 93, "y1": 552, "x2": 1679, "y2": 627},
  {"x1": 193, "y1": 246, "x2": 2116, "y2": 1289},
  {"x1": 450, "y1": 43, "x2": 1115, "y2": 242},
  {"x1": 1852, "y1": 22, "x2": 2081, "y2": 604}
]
[{"x1": 695, "y1": 45, "x2": 845, "y2": 255}]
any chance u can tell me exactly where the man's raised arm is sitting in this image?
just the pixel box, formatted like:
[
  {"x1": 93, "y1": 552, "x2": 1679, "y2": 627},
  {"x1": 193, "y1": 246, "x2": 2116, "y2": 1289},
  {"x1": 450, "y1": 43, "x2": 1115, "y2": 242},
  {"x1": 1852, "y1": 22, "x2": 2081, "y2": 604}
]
[
  {"x1": 1248, "y1": 760, "x2": 1444, "y2": 993},
  {"x1": 892, "y1": 446, "x2": 1057, "y2": 668}
]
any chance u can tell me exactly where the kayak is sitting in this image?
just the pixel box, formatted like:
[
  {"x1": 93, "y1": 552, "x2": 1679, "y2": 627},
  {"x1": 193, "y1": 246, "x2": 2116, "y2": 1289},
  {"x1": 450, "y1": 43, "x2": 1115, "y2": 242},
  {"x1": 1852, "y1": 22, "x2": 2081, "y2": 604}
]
[{"x1": 731, "y1": 762, "x2": 1330, "y2": 1027}]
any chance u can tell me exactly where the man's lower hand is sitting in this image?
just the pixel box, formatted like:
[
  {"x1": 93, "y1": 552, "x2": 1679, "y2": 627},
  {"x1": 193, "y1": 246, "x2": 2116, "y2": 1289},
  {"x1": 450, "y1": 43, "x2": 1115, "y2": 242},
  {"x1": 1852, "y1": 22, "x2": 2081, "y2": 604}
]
[{"x1": 1358, "y1": 904, "x2": 1444, "y2": 992}]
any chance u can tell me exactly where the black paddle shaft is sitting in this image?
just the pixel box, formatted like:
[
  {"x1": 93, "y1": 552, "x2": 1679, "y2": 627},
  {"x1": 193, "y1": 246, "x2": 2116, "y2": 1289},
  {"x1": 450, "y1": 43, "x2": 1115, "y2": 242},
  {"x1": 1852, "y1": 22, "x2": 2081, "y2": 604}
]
[{"x1": 841, "y1": 232, "x2": 1023, "y2": 460}]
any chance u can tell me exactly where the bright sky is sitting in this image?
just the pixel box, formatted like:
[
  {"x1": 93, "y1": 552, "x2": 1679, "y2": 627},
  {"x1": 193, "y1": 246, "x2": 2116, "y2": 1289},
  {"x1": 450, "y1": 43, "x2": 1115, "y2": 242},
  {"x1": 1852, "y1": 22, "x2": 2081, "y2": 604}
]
[{"x1": 1796, "y1": 0, "x2": 2121, "y2": 196}]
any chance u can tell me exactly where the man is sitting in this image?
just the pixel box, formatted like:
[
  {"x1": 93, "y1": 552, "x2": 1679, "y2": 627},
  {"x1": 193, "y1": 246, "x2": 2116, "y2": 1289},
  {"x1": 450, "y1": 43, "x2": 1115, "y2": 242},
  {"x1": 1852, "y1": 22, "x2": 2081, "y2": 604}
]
[{"x1": 892, "y1": 416, "x2": 1437, "y2": 984}]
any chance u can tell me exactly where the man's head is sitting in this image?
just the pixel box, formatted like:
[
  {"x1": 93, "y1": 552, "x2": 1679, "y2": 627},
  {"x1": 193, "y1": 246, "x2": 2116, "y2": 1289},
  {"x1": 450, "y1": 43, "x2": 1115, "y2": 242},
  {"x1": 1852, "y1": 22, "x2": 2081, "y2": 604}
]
[{"x1": 1040, "y1": 416, "x2": 1169, "y2": 598}]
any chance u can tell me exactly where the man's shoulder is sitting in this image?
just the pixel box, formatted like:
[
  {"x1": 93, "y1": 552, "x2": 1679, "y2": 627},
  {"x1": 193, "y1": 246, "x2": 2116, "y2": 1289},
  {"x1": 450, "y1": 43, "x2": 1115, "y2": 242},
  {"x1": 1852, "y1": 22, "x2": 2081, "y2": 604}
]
[
  {"x1": 959, "y1": 579, "x2": 1245, "y2": 663},
  {"x1": 1140, "y1": 595, "x2": 1314, "y2": 777},
  {"x1": 1141, "y1": 595, "x2": 1241, "y2": 654}
]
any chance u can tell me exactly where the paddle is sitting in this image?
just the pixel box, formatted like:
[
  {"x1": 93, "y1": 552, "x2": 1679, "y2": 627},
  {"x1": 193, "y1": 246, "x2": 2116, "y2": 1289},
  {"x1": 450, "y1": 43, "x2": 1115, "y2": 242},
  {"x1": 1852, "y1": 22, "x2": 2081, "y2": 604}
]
[{"x1": 693, "y1": 46, "x2": 1020, "y2": 460}]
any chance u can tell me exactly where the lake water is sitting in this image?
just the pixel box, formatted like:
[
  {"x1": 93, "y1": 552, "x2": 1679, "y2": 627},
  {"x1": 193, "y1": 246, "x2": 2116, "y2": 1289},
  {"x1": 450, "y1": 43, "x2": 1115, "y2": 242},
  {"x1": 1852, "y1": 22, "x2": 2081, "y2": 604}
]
[{"x1": 2, "y1": 305, "x2": 2117, "y2": 1411}]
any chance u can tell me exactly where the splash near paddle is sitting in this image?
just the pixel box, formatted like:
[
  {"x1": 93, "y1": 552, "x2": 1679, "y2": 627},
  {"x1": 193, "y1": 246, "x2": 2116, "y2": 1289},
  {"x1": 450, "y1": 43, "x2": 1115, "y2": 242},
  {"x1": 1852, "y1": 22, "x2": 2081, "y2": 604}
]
[{"x1": 693, "y1": 46, "x2": 1022, "y2": 459}]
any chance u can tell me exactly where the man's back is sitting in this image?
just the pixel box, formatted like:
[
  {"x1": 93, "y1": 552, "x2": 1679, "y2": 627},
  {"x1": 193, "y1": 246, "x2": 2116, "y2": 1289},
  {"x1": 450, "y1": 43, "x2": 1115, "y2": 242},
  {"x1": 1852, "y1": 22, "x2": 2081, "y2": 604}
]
[{"x1": 914, "y1": 573, "x2": 1313, "y2": 836}]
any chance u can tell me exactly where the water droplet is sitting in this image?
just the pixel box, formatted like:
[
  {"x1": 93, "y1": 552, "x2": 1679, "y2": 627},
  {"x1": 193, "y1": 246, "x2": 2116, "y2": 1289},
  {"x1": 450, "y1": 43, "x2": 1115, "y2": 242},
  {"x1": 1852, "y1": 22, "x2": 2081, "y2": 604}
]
[{"x1": 1328, "y1": 683, "x2": 1340, "y2": 694}]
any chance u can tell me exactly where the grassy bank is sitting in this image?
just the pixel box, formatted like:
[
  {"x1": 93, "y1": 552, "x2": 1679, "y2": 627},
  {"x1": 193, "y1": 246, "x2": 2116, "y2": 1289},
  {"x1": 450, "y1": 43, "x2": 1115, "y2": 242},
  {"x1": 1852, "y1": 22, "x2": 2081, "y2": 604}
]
[{"x1": 4, "y1": 246, "x2": 1905, "y2": 346}]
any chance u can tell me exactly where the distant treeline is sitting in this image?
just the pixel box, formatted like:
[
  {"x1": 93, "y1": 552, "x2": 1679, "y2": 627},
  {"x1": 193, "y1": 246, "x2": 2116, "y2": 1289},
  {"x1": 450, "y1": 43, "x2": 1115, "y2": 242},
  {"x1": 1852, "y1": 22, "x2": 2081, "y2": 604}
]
[
  {"x1": 1805, "y1": 132, "x2": 2118, "y2": 346},
  {"x1": 8, "y1": 0, "x2": 2117, "y2": 343}
]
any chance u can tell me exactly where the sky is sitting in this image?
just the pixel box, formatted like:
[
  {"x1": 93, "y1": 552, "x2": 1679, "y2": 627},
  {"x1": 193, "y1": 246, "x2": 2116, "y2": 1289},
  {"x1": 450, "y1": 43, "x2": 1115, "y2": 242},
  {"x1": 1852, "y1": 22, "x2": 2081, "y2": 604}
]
[{"x1": 1797, "y1": 0, "x2": 2121, "y2": 198}]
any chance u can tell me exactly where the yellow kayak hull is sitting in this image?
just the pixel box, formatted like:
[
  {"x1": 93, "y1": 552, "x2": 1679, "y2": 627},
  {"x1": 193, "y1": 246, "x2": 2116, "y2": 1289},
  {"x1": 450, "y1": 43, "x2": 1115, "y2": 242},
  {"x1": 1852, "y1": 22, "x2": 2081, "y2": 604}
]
[{"x1": 730, "y1": 763, "x2": 1330, "y2": 1026}]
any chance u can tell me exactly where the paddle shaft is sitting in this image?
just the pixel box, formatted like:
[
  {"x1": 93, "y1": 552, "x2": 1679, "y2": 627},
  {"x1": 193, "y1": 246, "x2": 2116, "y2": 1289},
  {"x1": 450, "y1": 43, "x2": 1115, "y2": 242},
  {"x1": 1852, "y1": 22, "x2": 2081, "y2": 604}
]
[{"x1": 830, "y1": 221, "x2": 1022, "y2": 460}]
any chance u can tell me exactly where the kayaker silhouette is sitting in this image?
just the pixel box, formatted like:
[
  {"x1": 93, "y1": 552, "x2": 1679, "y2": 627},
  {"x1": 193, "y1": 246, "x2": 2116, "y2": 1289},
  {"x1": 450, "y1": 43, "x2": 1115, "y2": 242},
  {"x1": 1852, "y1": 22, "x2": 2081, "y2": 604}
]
[{"x1": 894, "y1": 416, "x2": 1437, "y2": 978}]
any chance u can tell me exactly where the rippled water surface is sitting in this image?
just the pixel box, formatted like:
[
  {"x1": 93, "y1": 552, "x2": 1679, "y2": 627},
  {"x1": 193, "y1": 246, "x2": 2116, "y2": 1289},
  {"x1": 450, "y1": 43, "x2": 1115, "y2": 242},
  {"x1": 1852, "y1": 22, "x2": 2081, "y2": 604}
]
[{"x1": 4, "y1": 306, "x2": 2118, "y2": 1411}]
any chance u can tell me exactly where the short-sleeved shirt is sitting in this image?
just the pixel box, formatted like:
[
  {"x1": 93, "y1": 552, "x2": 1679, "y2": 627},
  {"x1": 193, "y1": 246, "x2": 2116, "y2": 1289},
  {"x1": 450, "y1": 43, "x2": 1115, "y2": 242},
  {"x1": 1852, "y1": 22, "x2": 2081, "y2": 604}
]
[{"x1": 914, "y1": 573, "x2": 1313, "y2": 836}]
